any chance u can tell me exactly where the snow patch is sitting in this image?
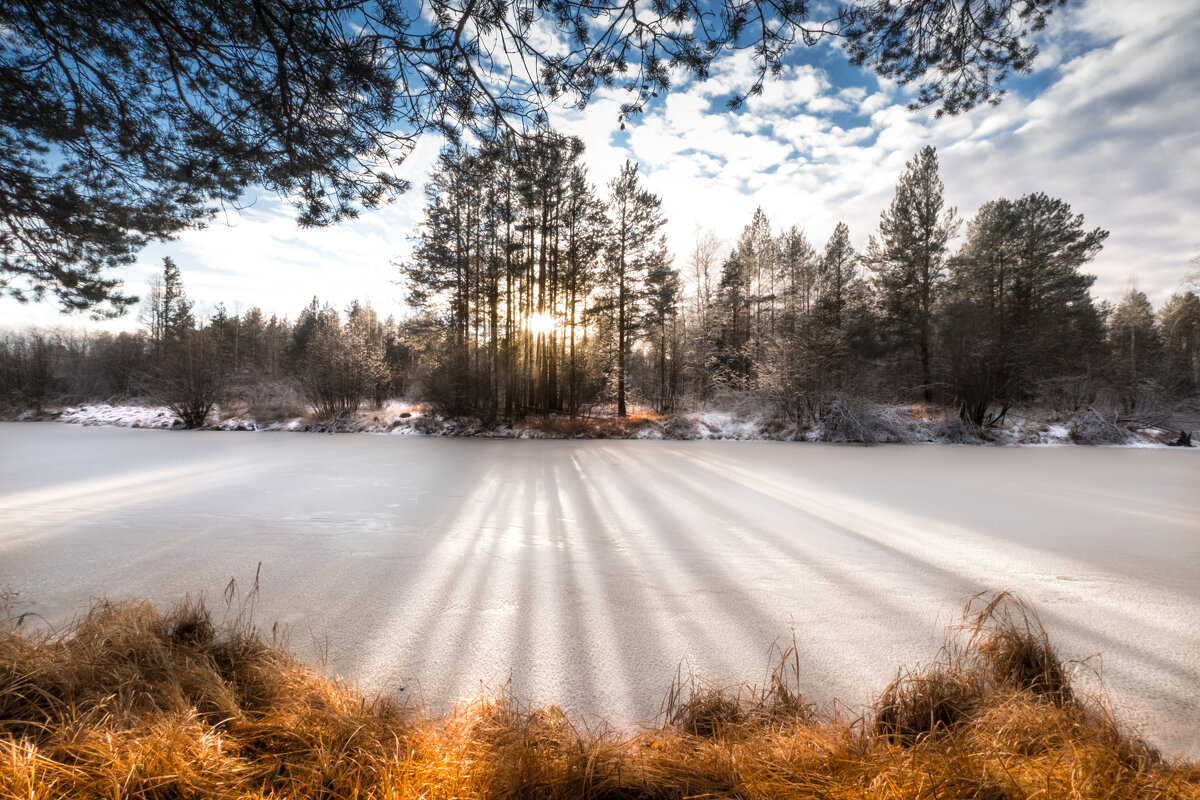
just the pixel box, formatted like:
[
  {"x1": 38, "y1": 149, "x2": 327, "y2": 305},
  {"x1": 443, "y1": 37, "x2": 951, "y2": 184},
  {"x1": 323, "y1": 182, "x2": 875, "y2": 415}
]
[{"x1": 58, "y1": 404, "x2": 178, "y2": 429}]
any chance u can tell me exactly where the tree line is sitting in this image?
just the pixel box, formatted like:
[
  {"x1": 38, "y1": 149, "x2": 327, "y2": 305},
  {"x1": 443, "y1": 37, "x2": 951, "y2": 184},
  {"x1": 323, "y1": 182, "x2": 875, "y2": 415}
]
[
  {"x1": 0, "y1": 259, "x2": 412, "y2": 427},
  {"x1": 3, "y1": 141, "x2": 1198, "y2": 430},
  {"x1": 399, "y1": 138, "x2": 1200, "y2": 427}
]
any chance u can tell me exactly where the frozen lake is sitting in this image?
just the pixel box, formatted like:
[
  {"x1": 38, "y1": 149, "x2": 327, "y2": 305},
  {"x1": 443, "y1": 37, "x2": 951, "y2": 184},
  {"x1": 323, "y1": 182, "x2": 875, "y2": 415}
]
[{"x1": 1, "y1": 422, "x2": 1198, "y2": 757}]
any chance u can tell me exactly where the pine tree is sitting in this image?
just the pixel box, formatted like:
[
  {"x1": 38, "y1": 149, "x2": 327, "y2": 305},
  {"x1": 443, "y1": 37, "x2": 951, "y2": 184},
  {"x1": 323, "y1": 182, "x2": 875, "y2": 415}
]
[
  {"x1": 161, "y1": 257, "x2": 194, "y2": 345},
  {"x1": 1159, "y1": 292, "x2": 1200, "y2": 396},
  {"x1": 870, "y1": 146, "x2": 958, "y2": 401},
  {"x1": 943, "y1": 193, "x2": 1107, "y2": 421},
  {"x1": 734, "y1": 208, "x2": 776, "y2": 353},
  {"x1": 4, "y1": 0, "x2": 1063, "y2": 313},
  {"x1": 561, "y1": 164, "x2": 608, "y2": 417},
  {"x1": 139, "y1": 256, "x2": 194, "y2": 356},
  {"x1": 606, "y1": 161, "x2": 666, "y2": 417},
  {"x1": 345, "y1": 302, "x2": 390, "y2": 408},
  {"x1": 208, "y1": 302, "x2": 242, "y2": 373},
  {"x1": 1109, "y1": 287, "x2": 1161, "y2": 409},
  {"x1": 401, "y1": 131, "x2": 608, "y2": 417},
  {"x1": 777, "y1": 226, "x2": 817, "y2": 319},
  {"x1": 714, "y1": 250, "x2": 752, "y2": 388},
  {"x1": 642, "y1": 244, "x2": 681, "y2": 412},
  {"x1": 816, "y1": 222, "x2": 857, "y2": 329}
]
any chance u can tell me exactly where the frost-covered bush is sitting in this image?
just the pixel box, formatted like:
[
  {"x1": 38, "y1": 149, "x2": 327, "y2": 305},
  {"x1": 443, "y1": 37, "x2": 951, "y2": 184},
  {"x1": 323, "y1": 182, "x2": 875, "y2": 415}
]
[
  {"x1": 661, "y1": 415, "x2": 700, "y2": 439},
  {"x1": 219, "y1": 381, "x2": 308, "y2": 424},
  {"x1": 758, "y1": 415, "x2": 802, "y2": 440},
  {"x1": 1068, "y1": 407, "x2": 1130, "y2": 445},
  {"x1": 930, "y1": 414, "x2": 985, "y2": 444},
  {"x1": 818, "y1": 397, "x2": 912, "y2": 444},
  {"x1": 413, "y1": 413, "x2": 453, "y2": 435},
  {"x1": 1116, "y1": 381, "x2": 1171, "y2": 429}
]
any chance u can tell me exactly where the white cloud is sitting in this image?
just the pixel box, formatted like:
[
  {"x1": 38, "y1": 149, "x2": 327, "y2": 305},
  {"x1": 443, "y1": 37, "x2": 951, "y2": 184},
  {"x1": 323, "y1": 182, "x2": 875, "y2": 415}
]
[
  {"x1": 938, "y1": 0, "x2": 1200, "y2": 303},
  {"x1": 620, "y1": 0, "x2": 1200, "y2": 304}
]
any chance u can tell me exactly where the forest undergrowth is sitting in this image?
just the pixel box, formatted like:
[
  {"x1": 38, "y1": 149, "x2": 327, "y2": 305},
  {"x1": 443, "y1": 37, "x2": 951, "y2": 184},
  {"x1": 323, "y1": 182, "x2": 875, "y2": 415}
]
[{"x1": 1, "y1": 590, "x2": 1197, "y2": 799}]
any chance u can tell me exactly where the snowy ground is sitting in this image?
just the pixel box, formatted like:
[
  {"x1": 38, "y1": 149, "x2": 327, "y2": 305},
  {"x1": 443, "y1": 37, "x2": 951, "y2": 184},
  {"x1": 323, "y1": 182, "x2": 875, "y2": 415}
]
[{"x1": 1, "y1": 423, "x2": 1197, "y2": 759}]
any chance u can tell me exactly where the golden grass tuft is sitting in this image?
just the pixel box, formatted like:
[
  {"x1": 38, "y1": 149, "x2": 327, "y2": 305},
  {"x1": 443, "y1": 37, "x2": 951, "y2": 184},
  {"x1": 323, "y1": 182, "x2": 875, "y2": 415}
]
[
  {"x1": 874, "y1": 591, "x2": 1079, "y2": 746},
  {"x1": 1, "y1": 591, "x2": 1197, "y2": 799}
]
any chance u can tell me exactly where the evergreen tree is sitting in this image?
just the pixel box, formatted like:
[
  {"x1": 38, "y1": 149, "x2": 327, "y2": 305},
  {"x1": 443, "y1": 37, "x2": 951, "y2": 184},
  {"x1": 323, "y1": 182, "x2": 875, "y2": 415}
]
[
  {"x1": 289, "y1": 297, "x2": 323, "y2": 365},
  {"x1": 208, "y1": 303, "x2": 242, "y2": 373},
  {"x1": 869, "y1": 146, "x2": 958, "y2": 401},
  {"x1": 234, "y1": 307, "x2": 289, "y2": 381},
  {"x1": 816, "y1": 222, "x2": 857, "y2": 329},
  {"x1": 139, "y1": 256, "x2": 194, "y2": 356},
  {"x1": 734, "y1": 208, "x2": 777, "y2": 353},
  {"x1": 605, "y1": 161, "x2": 666, "y2": 417},
  {"x1": 944, "y1": 193, "x2": 1107, "y2": 421},
  {"x1": 709, "y1": 210, "x2": 781, "y2": 390},
  {"x1": 1109, "y1": 287, "x2": 1161, "y2": 409},
  {"x1": 714, "y1": 251, "x2": 752, "y2": 388},
  {"x1": 561, "y1": 164, "x2": 610, "y2": 417},
  {"x1": 761, "y1": 222, "x2": 862, "y2": 421},
  {"x1": 161, "y1": 257, "x2": 194, "y2": 345},
  {"x1": 1159, "y1": 291, "x2": 1200, "y2": 396},
  {"x1": 777, "y1": 226, "x2": 818, "y2": 319},
  {"x1": 345, "y1": 302, "x2": 391, "y2": 408},
  {"x1": 642, "y1": 246, "x2": 681, "y2": 412},
  {"x1": 3, "y1": 0, "x2": 1063, "y2": 313},
  {"x1": 291, "y1": 301, "x2": 380, "y2": 419},
  {"x1": 403, "y1": 132, "x2": 607, "y2": 417}
]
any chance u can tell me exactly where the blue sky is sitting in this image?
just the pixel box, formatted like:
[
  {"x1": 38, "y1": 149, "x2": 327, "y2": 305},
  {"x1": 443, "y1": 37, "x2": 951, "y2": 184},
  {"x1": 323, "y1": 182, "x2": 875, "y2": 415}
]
[{"x1": 3, "y1": 0, "x2": 1198, "y2": 331}]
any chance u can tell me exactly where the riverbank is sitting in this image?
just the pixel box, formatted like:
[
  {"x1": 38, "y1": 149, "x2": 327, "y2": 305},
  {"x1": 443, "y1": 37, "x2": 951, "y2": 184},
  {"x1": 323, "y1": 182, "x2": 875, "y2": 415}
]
[{"x1": 7, "y1": 398, "x2": 1198, "y2": 446}]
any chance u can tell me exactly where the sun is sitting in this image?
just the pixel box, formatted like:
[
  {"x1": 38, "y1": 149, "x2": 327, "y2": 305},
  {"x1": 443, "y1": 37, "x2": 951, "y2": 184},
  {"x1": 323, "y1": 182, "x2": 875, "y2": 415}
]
[{"x1": 526, "y1": 310, "x2": 555, "y2": 335}]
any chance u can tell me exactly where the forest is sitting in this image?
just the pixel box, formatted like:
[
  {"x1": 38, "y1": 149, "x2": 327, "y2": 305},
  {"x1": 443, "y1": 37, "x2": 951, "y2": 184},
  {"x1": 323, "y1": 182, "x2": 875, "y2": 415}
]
[{"x1": 2, "y1": 139, "x2": 1198, "y2": 441}]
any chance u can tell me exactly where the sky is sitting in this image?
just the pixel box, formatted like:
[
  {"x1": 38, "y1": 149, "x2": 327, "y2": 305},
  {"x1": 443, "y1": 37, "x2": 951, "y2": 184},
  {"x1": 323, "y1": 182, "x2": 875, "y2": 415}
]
[{"x1": 3, "y1": 0, "x2": 1198, "y2": 332}]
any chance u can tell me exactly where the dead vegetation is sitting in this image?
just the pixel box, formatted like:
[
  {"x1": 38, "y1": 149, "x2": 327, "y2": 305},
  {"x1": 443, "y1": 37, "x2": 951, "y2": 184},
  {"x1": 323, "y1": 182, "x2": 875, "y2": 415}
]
[
  {"x1": 521, "y1": 412, "x2": 663, "y2": 438},
  {"x1": 1, "y1": 591, "x2": 1197, "y2": 799},
  {"x1": 1069, "y1": 407, "x2": 1133, "y2": 444}
]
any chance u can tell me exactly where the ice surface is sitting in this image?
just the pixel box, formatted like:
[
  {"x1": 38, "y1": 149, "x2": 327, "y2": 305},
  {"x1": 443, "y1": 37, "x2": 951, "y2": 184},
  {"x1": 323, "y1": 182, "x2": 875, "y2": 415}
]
[{"x1": 1, "y1": 423, "x2": 1197, "y2": 757}]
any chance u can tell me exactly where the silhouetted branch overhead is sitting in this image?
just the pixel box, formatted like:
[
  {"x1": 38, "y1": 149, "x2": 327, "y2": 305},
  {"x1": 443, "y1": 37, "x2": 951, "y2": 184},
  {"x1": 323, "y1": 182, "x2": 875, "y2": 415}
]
[{"x1": 842, "y1": 0, "x2": 1065, "y2": 116}]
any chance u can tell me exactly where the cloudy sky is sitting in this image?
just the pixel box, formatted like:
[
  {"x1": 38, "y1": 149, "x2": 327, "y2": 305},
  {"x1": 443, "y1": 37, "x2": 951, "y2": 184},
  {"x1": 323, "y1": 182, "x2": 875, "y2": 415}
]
[{"x1": 4, "y1": 0, "x2": 1198, "y2": 331}]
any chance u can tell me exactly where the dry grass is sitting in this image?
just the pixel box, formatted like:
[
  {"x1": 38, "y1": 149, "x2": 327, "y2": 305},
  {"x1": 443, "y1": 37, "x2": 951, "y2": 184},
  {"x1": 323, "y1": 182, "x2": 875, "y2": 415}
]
[
  {"x1": 1, "y1": 591, "x2": 1197, "y2": 799},
  {"x1": 521, "y1": 413, "x2": 663, "y2": 438}
]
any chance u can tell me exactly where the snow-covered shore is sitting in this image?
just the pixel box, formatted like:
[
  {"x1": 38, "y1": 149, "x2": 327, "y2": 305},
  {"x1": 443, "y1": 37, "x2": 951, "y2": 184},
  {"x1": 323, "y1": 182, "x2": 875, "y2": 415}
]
[{"x1": 8, "y1": 400, "x2": 1197, "y2": 447}]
